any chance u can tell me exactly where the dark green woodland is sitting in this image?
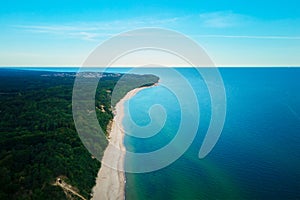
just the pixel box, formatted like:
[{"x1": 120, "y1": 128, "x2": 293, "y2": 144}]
[{"x1": 0, "y1": 69, "x2": 158, "y2": 199}]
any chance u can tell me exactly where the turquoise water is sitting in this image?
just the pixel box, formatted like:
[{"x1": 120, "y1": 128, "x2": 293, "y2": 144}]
[{"x1": 123, "y1": 68, "x2": 300, "y2": 199}]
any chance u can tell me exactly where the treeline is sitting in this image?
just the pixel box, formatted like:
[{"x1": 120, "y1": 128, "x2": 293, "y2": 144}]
[{"x1": 0, "y1": 69, "x2": 159, "y2": 199}]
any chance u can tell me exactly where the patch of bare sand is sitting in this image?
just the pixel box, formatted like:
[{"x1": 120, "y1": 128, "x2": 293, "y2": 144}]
[{"x1": 91, "y1": 86, "x2": 151, "y2": 200}]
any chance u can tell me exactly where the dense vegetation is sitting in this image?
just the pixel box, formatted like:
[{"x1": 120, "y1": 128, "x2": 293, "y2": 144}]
[{"x1": 0, "y1": 69, "x2": 158, "y2": 199}]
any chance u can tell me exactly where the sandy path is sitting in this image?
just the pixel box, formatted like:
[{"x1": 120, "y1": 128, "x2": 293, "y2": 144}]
[
  {"x1": 54, "y1": 178, "x2": 86, "y2": 200},
  {"x1": 91, "y1": 86, "x2": 150, "y2": 200}
]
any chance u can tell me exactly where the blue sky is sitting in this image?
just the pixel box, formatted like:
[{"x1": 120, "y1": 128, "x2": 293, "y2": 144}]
[{"x1": 1, "y1": 0, "x2": 300, "y2": 66}]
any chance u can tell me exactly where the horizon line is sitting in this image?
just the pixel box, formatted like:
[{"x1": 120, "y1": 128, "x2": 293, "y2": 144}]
[{"x1": 0, "y1": 65, "x2": 300, "y2": 68}]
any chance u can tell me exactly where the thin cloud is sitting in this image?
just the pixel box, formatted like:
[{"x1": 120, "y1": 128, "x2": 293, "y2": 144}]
[
  {"x1": 195, "y1": 34, "x2": 300, "y2": 40},
  {"x1": 13, "y1": 24, "x2": 117, "y2": 41},
  {"x1": 69, "y1": 32, "x2": 111, "y2": 41},
  {"x1": 199, "y1": 11, "x2": 253, "y2": 28},
  {"x1": 12, "y1": 17, "x2": 180, "y2": 41}
]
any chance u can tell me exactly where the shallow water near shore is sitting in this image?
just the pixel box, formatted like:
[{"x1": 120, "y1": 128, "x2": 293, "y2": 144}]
[{"x1": 123, "y1": 68, "x2": 300, "y2": 199}]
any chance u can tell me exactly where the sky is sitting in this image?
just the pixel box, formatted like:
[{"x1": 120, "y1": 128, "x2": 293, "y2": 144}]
[{"x1": 0, "y1": 0, "x2": 300, "y2": 67}]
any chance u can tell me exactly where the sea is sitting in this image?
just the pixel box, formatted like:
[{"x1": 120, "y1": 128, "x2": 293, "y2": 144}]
[
  {"x1": 5, "y1": 67, "x2": 300, "y2": 199},
  {"x1": 122, "y1": 68, "x2": 300, "y2": 199}
]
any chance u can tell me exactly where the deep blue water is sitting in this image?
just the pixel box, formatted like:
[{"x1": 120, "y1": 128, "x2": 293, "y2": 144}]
[{"x1": 123, "y1": 68, "x2": 300, "y2": 199}]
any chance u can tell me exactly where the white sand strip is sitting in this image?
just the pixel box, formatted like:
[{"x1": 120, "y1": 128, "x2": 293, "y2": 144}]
[{"x1": 91, "y1": 86, "x2": 152, "y2": 200}]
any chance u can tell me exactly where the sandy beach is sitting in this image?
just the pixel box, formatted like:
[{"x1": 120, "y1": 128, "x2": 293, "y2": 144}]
[{"x1": 91, "y1": 86, "x2": 151, "y2": 200}]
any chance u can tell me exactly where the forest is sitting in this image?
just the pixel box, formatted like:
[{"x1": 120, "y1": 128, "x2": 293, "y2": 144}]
[{"x1": 0, "y1": 68, "x2": 159, "y2": 199}]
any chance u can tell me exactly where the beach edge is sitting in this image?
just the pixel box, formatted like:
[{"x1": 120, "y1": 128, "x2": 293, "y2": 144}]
[{"x1": 91, "y1": 84, "x2": 158, "y2": 200}]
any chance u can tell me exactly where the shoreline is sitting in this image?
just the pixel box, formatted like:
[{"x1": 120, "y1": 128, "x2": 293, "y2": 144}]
[{"x1": 91, "y1": 85, "x2": 156, "y2": 200}]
